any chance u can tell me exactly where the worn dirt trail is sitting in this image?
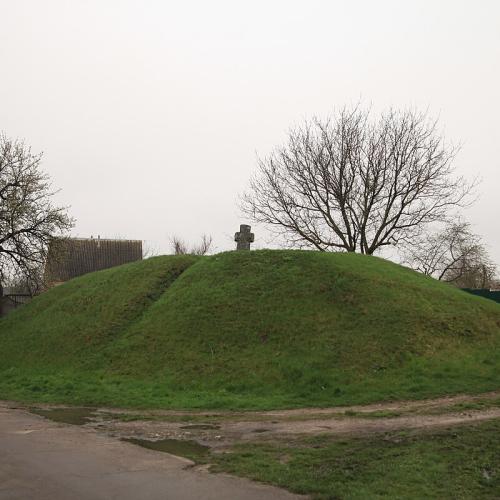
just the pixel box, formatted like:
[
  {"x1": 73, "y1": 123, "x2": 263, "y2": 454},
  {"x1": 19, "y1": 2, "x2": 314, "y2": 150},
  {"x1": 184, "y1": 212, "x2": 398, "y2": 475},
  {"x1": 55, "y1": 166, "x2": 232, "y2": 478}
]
[
  {"x1": 90, "y1": 390, "x2": 500, "y2": 420},
  {"x1": 88, "y1": 392, "x2": 500, "y2": 446},
  {"x1": 2, "y1": 391, "x2": 499, "y2": 449}
]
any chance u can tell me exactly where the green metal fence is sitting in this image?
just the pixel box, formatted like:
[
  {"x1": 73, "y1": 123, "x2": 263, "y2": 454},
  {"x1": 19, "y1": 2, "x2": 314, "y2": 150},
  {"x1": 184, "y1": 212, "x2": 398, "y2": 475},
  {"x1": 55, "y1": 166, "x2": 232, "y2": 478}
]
[{"x1": 462, "y1": 288, "x2": 500, "y2": 304}]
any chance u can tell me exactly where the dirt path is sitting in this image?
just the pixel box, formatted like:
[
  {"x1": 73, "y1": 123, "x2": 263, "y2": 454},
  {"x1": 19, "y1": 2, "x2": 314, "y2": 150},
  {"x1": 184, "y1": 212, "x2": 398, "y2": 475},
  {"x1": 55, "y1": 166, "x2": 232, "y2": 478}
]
[
  {"x1": 71, "y1": 390, "x2": 500, "y2": 420},
  {"x1": 92, "y1": 399, "x2": 500, "y2": 447},
  {"x1": 226, "y1": 407, "x2": 500, "y2": 438},
  {"x1": 2, "y1": 391, "x2": 499, "y2": 450}
]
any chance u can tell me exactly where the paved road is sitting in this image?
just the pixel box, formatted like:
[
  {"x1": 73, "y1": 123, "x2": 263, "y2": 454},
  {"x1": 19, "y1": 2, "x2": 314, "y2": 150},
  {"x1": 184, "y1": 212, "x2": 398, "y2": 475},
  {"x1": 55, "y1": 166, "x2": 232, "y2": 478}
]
[{"x1": 0, "y1": 407, "x2": 303, "y2": 500}]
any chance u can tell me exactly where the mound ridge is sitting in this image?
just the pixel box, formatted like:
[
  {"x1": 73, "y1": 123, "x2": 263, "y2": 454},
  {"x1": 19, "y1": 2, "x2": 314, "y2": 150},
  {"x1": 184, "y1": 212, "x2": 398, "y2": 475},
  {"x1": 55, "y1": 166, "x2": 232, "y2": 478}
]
[{"x1": 1, "y1": 250, "x2": 499, "y2": 409}]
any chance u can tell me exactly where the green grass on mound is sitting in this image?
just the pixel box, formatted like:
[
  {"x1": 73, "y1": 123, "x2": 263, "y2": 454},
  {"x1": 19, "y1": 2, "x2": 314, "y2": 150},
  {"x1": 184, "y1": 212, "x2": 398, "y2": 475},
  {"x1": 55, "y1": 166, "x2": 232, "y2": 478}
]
[{"x1": 1, "y1": 250, "x2": 499, "y2": 409}]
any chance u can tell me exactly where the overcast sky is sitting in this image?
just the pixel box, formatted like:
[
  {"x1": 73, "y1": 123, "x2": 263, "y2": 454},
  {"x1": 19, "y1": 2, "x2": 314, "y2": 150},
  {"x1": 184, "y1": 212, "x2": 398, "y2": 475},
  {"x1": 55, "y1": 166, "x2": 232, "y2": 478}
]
[{"x1": 2, "y1": 0, "x2": 499, "y2": 264}]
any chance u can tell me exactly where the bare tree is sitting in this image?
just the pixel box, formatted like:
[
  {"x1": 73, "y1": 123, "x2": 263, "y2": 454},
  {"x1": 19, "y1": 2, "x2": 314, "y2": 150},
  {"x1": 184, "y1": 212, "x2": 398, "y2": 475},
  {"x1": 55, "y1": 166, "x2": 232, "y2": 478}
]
[
  {"x1": 403, "y1": 221, "x2": 497, "y2": 288},
  {"x1": 142, "y1": 241, "x2": 160, "y2": 259},
  {"x1": 170, "y1": 234, "x2": 213, "y2": 256},
  {"x1": 242, "y1": 107, "x2": 474, "y2": 254},
  {"x1": 170, "y1": 236, "x2": 189, "y2": 255},
  {"x1": 0, "y1": 135, "x2": 73, "y2": 293}
]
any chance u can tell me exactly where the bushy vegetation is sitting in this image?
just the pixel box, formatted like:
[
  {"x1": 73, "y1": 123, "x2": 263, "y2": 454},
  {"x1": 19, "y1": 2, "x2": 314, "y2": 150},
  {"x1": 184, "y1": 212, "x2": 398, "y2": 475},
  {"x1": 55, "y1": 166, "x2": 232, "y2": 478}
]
[{"x1": 1, "y1": 250, "x2": 499, "y2": 409}]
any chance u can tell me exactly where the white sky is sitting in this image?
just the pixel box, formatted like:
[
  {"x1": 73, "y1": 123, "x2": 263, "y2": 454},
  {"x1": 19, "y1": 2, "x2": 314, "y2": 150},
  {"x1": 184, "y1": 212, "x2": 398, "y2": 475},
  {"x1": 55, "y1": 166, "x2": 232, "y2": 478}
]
[{"x1": 1, "y1": 0, "x2": 499, "y2": 264}]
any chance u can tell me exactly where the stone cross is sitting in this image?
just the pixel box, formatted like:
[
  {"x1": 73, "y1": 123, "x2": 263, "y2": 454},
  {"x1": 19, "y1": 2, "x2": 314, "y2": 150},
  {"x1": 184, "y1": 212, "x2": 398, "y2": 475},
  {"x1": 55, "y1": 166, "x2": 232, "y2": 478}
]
[{"x1": 234, "y1": 224, "x2": 254, "y2": 251}]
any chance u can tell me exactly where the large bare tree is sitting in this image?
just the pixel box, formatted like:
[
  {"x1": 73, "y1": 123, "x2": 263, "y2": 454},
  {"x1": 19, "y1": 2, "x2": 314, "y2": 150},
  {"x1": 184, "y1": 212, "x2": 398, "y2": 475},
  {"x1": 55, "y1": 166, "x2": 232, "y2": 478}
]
[
  {"x1": 242, "y1": 107, "x2": 474, "y2": 254},
  {"x1": 0, "y1": 135, "x2": 73, "y2": 293},
  {"x1": 403, "y1": 221, "x2": 497, "y2": 288}
]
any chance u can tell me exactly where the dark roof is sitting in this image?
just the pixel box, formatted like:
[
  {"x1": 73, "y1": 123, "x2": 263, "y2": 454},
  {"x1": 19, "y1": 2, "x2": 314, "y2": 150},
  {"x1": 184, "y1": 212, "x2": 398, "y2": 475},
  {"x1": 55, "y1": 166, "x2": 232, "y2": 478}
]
[{"x1": 45, "y1": 237, "x2": 142, "y2": 283}]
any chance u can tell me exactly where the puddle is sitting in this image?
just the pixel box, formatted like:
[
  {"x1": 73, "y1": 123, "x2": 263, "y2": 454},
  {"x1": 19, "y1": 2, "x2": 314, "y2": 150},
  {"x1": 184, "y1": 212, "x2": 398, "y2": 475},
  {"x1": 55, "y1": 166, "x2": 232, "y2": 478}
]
[
  {"x1": 180, "y1": 424, "x2": 220, "y2": 430},
  {"x1": 253, "y1": 428, "x2": 270, "y2": 433},
  {"x1": 30, "y1": 407, "x2": 97, "y2": 425},
  {"x1": 123, "y1": 437, "x2": 210, "y2": 460}
]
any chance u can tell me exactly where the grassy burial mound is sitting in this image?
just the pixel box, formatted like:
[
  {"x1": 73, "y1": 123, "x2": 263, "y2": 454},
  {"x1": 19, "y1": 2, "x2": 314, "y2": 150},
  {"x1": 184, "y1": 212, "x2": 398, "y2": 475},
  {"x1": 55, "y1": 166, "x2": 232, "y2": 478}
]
[{"x1": 1, "y1": 250, "x2": 499, "y2": 409}]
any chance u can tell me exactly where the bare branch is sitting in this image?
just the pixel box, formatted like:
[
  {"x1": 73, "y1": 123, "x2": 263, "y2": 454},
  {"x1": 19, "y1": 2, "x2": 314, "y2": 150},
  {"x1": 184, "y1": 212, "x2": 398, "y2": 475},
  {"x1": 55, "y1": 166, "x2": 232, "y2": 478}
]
[{"x1": 170, "y1": 234, "x2": 213, "y2": 256}]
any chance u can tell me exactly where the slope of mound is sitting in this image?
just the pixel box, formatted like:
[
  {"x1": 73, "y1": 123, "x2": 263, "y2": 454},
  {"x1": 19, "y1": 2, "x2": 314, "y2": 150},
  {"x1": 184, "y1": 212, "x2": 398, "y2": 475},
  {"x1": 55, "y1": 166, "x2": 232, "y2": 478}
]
[
  {"x1": 0, "y1": 255, "x2": 198, "y2": 369},
  {"x1": 1, "y1": 250, "x2": 499, "y2": 409}
]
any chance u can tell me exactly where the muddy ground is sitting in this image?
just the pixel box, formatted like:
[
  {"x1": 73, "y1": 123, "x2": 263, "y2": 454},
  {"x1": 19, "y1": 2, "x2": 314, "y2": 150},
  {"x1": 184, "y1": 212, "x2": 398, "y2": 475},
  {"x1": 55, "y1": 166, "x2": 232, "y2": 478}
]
[{"x1": 2, "y1": 391, "x2": 500, "y2": 455}]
